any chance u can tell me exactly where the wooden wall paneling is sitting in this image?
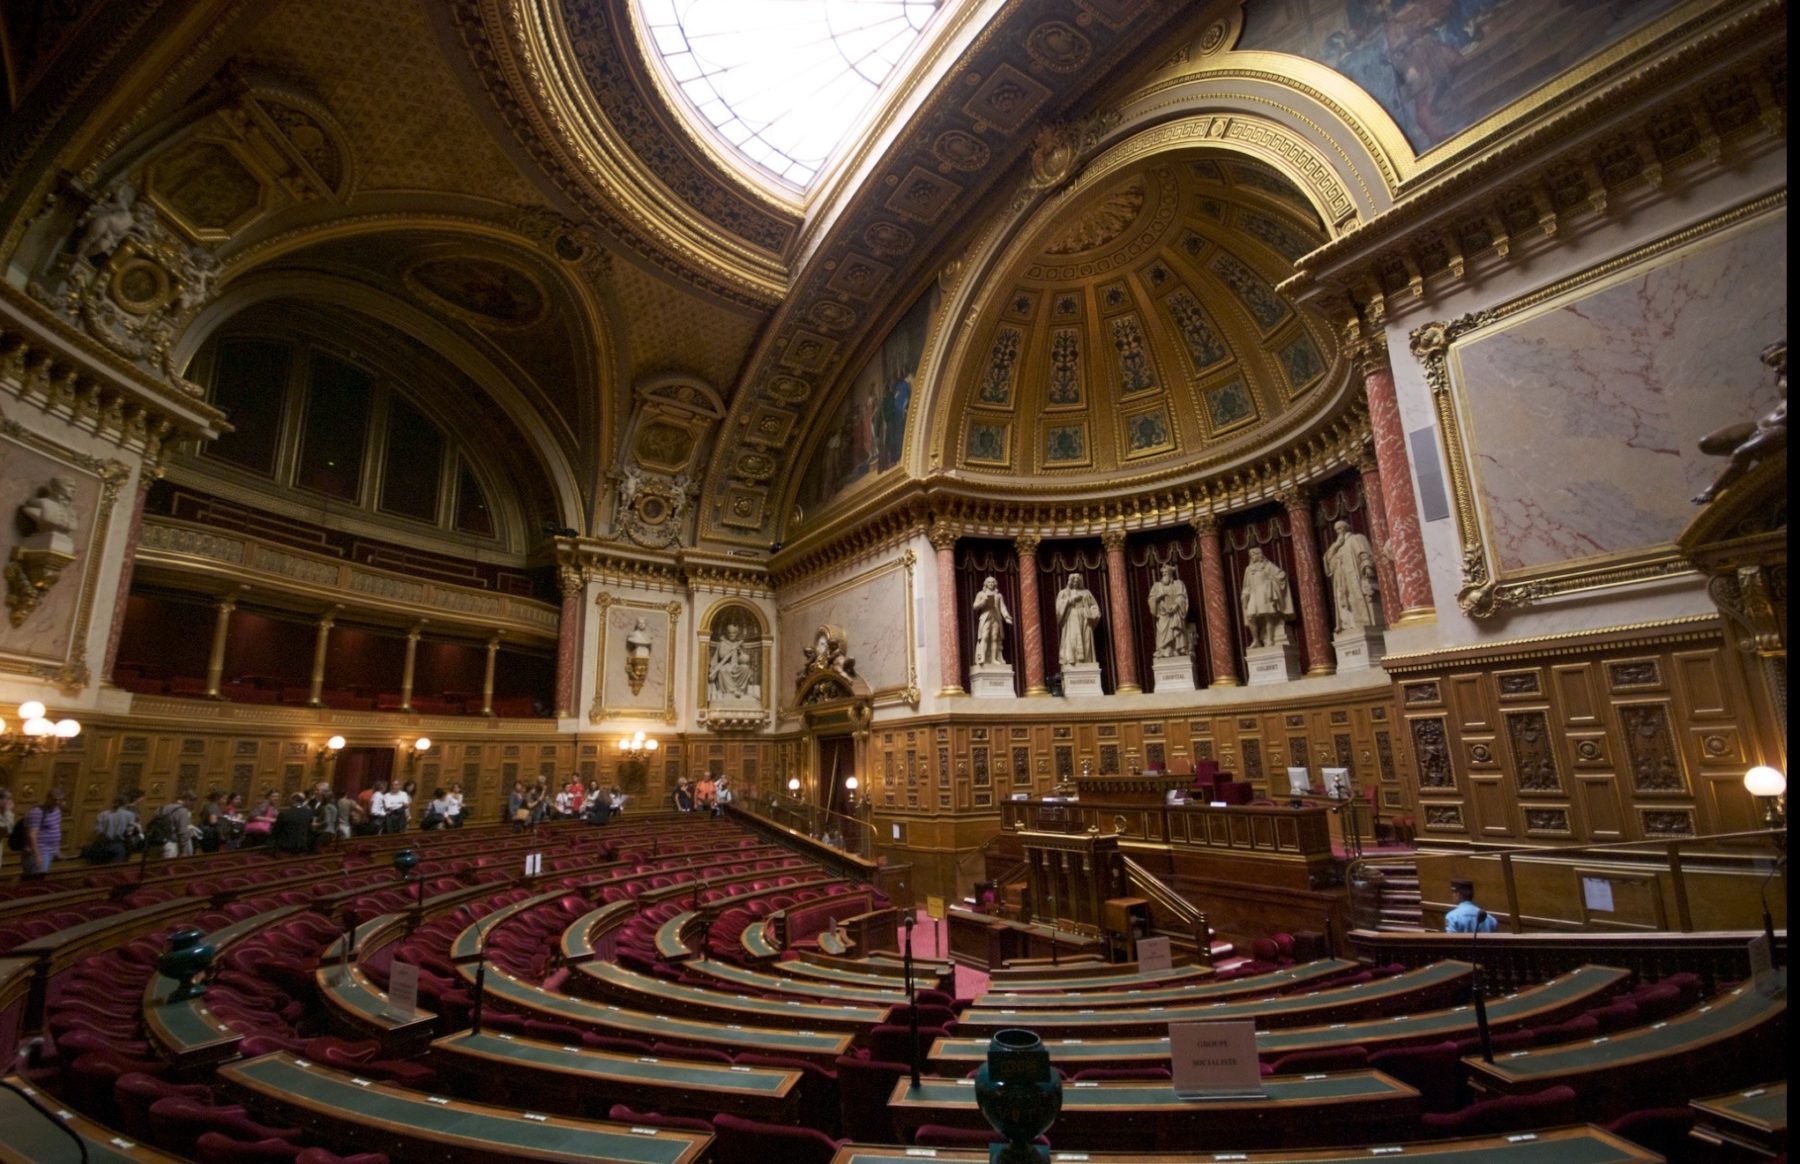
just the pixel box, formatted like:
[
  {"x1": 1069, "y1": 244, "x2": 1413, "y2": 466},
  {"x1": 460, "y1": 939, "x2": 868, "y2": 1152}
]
[
  {"x1": 1449, "y1": 673, "x2": 1490, "y2": 733},
  {"x1": 1552, "y1": 664, "x2": 1602, "y2": 725}
]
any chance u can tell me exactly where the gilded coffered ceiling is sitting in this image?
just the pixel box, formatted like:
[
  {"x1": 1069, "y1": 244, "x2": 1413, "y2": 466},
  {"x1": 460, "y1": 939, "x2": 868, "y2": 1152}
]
[{"x1": 945, "y1": 156, "x2": 1337, "y2": 482}]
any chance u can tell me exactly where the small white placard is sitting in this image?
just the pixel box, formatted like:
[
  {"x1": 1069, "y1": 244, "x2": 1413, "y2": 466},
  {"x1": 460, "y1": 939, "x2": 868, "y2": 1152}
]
[
  {"x1": 1285, "y1": 767, "x2": 1313, "y2": 796},
  {"x1": 1169, "y1": 1020, "x2": 1263, "y2": 1098},
  {"x1": 1581, "y1": 877, "x2": 1614, "y2": 913},
  {"x1": 386, "y1": 961, "x2": 419, "y2": 1021},
  {"x1": 1136, "y1": 936, "x2": 1174, "y2": 973}
]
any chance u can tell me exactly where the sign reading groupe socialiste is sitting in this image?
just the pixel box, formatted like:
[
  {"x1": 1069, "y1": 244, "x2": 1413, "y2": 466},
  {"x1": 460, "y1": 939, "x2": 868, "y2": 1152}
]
[
  {"x1": 1169, "y1": 1019, "x2": 1264, "y2": 1097},
  {"x1": 386, "y1": 960, "x2": 420, "y2": 1021}
]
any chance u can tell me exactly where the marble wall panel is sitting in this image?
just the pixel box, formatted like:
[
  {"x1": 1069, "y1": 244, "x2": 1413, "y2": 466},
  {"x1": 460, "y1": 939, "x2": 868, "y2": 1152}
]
[
  {"x1": 779, "y1": 559, "x2": 912, "y2": 695},
  {"x1": 0, "y1": 436, "x2": 106, "y2": 663},
  {"x1": 1449, "y1": 212, "x2": 1787, "y2": 574}
]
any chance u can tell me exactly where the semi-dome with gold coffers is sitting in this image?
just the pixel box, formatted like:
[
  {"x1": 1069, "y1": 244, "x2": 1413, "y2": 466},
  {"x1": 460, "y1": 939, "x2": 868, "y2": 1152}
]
[{"x1": 946, "y1": 155, "x2": 1340, "y2": 483}]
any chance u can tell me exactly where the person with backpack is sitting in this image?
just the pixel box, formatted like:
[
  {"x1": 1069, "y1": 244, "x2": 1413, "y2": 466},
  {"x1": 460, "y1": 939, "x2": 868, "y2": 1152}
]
[
  {"x1": 86, "y1": 792, "x2": 143, "y2": 863},
  {"x1": 20, "y1": 788, "x2": 65, "y2": 878},
  {"x1": 148, "y1": 792, "x2": 196, "y2": 858}
]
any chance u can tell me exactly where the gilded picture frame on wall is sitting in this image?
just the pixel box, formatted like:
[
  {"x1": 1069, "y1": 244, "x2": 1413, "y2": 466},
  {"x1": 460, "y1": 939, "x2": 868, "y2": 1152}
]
[{"x1": 1408, "y1": 196, "x2": 1787, "y2": 618}]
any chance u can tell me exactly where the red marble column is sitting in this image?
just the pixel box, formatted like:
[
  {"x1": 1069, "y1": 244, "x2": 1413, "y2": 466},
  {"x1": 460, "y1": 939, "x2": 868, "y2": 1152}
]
[
  {"x1": 1100, "y1": 530, "x2": 1140, "y2": 693},
  {"x1": 1355, "y1": 448, "x2": 1402, "y2": 626},
  {"x1": 1193, "y1": 515, "x2": 1237, "y2": 687},
  {"x1": 555, "y1": 566, "x2": 581, "y2": 718},
  {"x1": 101, "y1": 476, "x2": 152, "y2": 684},
  {"x1": 1359, "y1": 335, "x2": 1434, "y2": 618},
  {"x1": 1281, "y1": 488, "x2": 1333, "y2": 676},
  {"x1": 931, "y1": 527, "x2": 965, "y2": 696},
  {"x1": 1015, "y1": 534, "x2": 1046, "y2": 696}
]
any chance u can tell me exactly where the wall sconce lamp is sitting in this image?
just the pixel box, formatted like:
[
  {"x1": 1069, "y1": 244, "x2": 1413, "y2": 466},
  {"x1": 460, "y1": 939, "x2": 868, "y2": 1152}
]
[
  {"x1": 787, "y1": 776, "x2": 801, "y2": 796},
  {"x1": 316, "y1": 734, "x2": 346, "y2": 776},
  {"x1": 1745, "y1": 765, "x2": 1787, "y2": 841},
  {"x1": 0, "y1": 700, "x2": 81, "y2": 774},
  {"x1": 618, "y1": 731, "x2": 659, "y2": 756},
  {"x1": 844, "y1": 774, "x2": 860, "y2": 809},
  {"x1": 406, "y1": 736, "x2": 432, "y2": 773}
]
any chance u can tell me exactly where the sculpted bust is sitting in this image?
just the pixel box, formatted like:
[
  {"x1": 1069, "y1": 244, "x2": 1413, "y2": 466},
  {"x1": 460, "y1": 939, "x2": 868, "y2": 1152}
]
[{"x1": 20, "y1": 478, "x2": 80, "y2": 553}]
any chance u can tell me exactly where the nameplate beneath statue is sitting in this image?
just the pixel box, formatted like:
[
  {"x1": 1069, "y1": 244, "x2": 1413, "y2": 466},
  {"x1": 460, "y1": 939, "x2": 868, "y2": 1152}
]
[
  {"x1": 1150, "y1": 656, "x2": 1197, "y2": 693},
  {"x1": 1169, "y1": 1019, "x2": 1265, "y2": 1099},
  {"x1": 1332, "y1": 627, "x2": 1387, "y2": 673},
  {"x1": 1062, "y1": 664, "x2": 1103, "y2": 698},
  {"x1": 969, "y1": 664, "x2": 1016, "y2": 699},
  {"x1": 1245, "y1": 644, "x2": 1302, "y2": 686}
]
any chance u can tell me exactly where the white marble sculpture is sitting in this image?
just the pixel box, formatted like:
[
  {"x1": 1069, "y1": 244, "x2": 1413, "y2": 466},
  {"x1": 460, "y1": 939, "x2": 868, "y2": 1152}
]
[
  {"x1": 971, "y1": 575, "x2": 1011, "y2": 666},
  {"x1": 1055, "y1": 572, "x2": 1101, "y2": 666},
  {"x1": 1147, "y1": 563, "x2": 1189, "y2": 658},
  {"x1": 1240, "y1": 548, "x2": 1294, "y2": 647},
  {"x1": 1322, "y1": 520, "x2": 1382, "y2": 631}
]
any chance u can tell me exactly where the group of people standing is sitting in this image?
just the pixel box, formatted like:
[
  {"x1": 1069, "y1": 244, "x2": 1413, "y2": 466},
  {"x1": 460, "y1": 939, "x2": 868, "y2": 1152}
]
[
  {"x1": 509, "y1": 778, "x2": 627, "y2": 829},
  {"x1": 672, "y1": 773, "x2": 730, "y2": 815}
]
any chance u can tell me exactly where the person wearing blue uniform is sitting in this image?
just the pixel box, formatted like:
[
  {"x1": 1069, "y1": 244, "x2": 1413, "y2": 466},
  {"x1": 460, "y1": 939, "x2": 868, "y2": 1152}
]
[{"x1": 1444, "y1": 878, "x2": 1497, "y2": 933}]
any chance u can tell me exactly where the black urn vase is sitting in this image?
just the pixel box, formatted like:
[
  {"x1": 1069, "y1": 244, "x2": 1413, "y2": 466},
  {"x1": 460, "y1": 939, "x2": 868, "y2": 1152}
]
[{"x1": 973, "y1": 1028, "x2": 1061, "y2": 1164}]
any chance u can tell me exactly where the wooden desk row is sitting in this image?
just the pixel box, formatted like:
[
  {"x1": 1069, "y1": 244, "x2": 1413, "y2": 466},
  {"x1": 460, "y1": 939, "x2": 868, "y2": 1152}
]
[{"x1": 977, "y1": 957, "x2": 1355, "y2": 1007}]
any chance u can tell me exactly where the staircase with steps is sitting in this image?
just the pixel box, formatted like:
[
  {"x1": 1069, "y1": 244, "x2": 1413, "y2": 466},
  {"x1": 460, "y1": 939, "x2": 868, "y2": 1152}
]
[{"x1": 1358, "y1": 856, "x2": 1424, "y2": 932}]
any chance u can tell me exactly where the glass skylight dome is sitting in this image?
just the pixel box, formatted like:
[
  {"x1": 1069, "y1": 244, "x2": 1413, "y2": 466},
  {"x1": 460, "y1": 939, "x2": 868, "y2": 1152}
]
[{"x1": 634, "y1": 0, "x2": 945, "y2": 191}]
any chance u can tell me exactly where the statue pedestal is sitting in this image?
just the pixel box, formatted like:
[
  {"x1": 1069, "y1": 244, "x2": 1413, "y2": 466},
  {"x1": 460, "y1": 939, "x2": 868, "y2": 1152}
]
[
  {"x1": 970, "y1": 663, "x2": 1017, "y2": 699},
  {"x1": 1150, "y1": 656, "x2": 1197, "y2": 693},
  {"x1": 1332, "y1": 626, "x2": 1387, "y2": 673},
  {"x1": 1245, "y1": 643, "x2": 1303, "y2": 686},
  {"x1": 1062, "y1": 663, "x2": 1104, "y2": 697}
]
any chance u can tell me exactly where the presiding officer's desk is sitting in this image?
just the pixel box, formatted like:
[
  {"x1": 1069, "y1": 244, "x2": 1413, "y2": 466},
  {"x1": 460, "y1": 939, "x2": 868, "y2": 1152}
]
[
  {"x1": 1464, "y1": 971, "x2": 1787, "y2": 1114},
  {"x1": 1690, "y1": 1080, "x2": 1787, "y2": 1159},
  {"x1": 829, "y1": 1125, "x2": 1662, "y2": 1164},
  {"x1": 218, "y1": 1052, "x2": 711, "y2": 1164},
  {"x1": 886, "y1": 1071, "x2": 1420, "y2": 1150}
]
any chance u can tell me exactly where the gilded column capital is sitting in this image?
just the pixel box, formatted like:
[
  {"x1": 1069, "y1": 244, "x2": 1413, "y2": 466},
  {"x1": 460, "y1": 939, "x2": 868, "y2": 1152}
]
[
  {"x1": 1275, "y1": 485, "x2": 1312, "y2": 512},
  {"x1": 1014, "y1": 533, "x2": 1041, "y2": 557},
  {"x1": 1100, "y1": 529, "x2": 1127, "y2": 553},
  {"x1": 928, "y1": 524, "x2": 960, "y2": 552},
  {"x1": 557, "y1": 565, "x2": 585, "y2": 596},
  {"x1": 1350, "y1": 443, "x2": 1381, "y2": 475},
  {"x1": 1347, "y1": 327, "x2": 1391, "y2": 377},
  {"x1": 1191, "y1": 512, "x2": 1221, "y2": 537}
]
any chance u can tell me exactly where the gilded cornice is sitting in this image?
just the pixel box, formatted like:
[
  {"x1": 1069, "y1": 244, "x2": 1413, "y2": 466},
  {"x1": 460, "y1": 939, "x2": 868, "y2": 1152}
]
[
  {"x1": 0, "y1": 282, "x2": 226, "y2": 463},
  {"x1": 1380, "y1": 615, "x2": 1724, "y2": 674},
  {"x1": 1282, "y1": 3, "x2": 1786, "y2": 326},
  {"x1": 447, "y1": 0, "x2": 787, "y2": 307},
  {"x1": 771, "y1": 404, "x2": 1373, "y2": 589},
  {"x1": 697, "y1": 0, "x2": 1197, "y2": 547}
]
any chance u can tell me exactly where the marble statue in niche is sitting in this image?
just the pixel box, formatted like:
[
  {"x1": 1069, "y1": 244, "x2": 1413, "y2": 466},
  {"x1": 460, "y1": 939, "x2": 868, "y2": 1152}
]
[
  {"x1": 1322, "y1": 520, "x2": 1383, "y2": 630},
  {"x1": 707, "y1": 619, "x2": 760, "y2": 703},
  {"x1": 971, "y1": 575, "x2": 1012, "y2": 665},
  {"x1": 1240, "y1": 549, "x2": 1294, "y2": 647},
  {"x1": 6, "y1": 477, "x2": 82, "y2": 628},
  {"x1": 1694, "y1": 340, "x2": 1786, "y2": 504},
  {"x1": 1147, "y1": 563, "x2": 1190, "y2": 658},
  {"x1": 1056, "y1": 573, "x2": 1101, "y2": 665}
]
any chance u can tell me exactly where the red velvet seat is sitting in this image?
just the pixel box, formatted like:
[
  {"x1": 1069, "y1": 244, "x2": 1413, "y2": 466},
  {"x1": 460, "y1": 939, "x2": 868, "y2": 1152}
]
[
  {"x1": 710, "y1": 1112, "x2": 843, "y2": 1164},
  {"x1": 1367, "y1": 1040, "x2": 1464, "y2": 1113},
  {"x1": 1584, "y1": 1000, "x2": 1640, "y2": 1034},
  {"x1": 148, "y1": 1097, "x2": 302, "y2": 1151},
  {"x1": 914, "y1": 1124, "x2": 1050, "y2": 1149},
  {"x1": 115, "y1": 1072, "x2": 215, "y2": 1142},
  {"x1": 835, "y1": 1056, "x2": 909, "y2": 1142},
  {"x1": 194, "y1": 1132, "x2": 303, "y2": 1163},
  {"x1": 1420, "y1": 1084, "x2": 1579, "y2": 1137},
  {"x1": 1605, "y1": 1106, "x2": 1699, "y2": 1160},
  {"x1": 294, "y1": 1150, "x2": 391, "y2": 1164},
  {"x1": 1530, "y1": 1013, "x2": 1600, "y2": 1045},
  {"x1": 1071, "y1": 1065, "x2": 1172, "y2": 1081}
]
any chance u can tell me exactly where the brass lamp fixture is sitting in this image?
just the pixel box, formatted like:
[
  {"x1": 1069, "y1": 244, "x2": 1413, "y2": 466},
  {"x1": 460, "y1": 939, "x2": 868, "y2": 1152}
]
[
  {"x1": 844, "y1": 774, "x2": 860, "y2": 810},
  {"x1": 617, "y1": 730, "x2": 659, "y2": 757},
  {"x1": 405, "y1": 736, "x2": 432, "y2": 773},
  {"x1": 315, "y1": 734, "x2": 346, "y2": 776},
  {"x1": 1744, "y1": 765, "x2": 1787, "y2": 839},
  {"x1": 0, "y1": 700, "x2": 81, "y2": 773}
]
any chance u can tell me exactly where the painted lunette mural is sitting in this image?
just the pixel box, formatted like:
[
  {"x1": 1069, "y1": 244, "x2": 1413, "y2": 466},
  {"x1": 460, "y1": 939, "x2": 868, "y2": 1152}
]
[
  {"x1": 794, "y1": 286, "x2": 939, "y2": 519},
  {"x1": 1240, "y1": 0, "x2": 1685, "y2": 153}
]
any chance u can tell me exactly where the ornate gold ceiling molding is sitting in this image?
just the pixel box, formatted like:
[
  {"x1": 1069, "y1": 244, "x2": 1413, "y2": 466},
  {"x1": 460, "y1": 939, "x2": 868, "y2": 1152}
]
[
  {"x1": 694, "y1": 0, "x2": 1198, "y2": 548},
  {"x1": 448, "y1": 0, "x2": 789, "y2": 307},
  {"x1": 1282, "y1": 2, "x2": 1786, "y2": 329}
]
